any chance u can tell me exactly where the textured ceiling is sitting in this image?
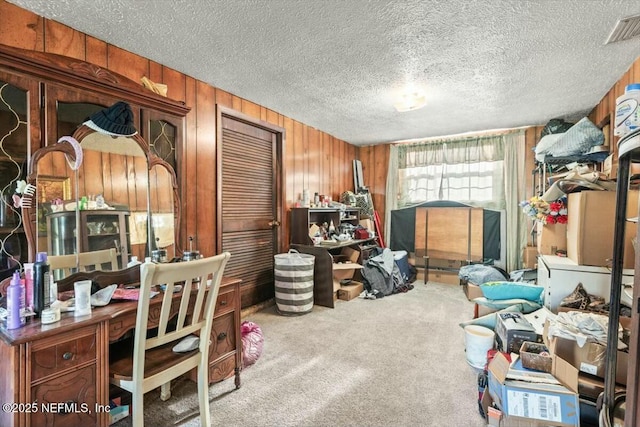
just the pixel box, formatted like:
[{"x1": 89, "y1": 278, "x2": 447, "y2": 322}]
[{"x1": 8, "y1": 0, "x2": 640, "y2": 146}]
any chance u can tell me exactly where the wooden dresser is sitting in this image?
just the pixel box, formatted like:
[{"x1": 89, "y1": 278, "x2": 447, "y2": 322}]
[
  {"x1": 0, "y1": 276, "x2": 242, "y2": 427},
  {"x1": 191, "y1": 278, "x2": 242, "y2": 386}
]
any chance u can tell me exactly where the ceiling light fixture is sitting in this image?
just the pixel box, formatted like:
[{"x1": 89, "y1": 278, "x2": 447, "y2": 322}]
[{"x1": 394, "y1": 89, "x2": 427, "y2": 112}]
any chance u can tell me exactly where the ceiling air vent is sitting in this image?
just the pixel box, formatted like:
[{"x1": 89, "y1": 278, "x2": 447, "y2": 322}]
[{"x1": 606, "y1": 14, "x2": 640, "y2": 44}]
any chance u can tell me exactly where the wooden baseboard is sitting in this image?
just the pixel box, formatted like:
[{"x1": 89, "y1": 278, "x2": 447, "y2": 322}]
[{"x1": 241, "y1": 298, "x2": 275, "y2": 318}]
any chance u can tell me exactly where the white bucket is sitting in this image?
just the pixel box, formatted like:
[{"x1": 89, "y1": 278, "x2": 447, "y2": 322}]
[{"x1": 464, "y1": 325, "x2": 495, "y2": 369}]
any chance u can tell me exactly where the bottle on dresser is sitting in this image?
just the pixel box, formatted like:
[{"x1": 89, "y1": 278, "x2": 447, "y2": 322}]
[
  {"x1": 33, "y1": 251, "x2": 52, "y2": 317},
  {"x1": 24, "y1": 262, "x2": 34, "y2": 311},
  {"x1": 6, "y1": 271, "x2": 25, "y2": 329}
]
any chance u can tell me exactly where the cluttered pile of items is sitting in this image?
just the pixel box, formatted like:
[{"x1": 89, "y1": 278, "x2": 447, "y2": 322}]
[{"x1": 458, "y1": 271, "x2": 630, "y2": 427}]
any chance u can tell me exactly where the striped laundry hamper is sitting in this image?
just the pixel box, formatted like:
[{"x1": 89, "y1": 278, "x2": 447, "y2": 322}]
[{"x1": 274, "y1": 250, "x2": 315, "y2": 315}]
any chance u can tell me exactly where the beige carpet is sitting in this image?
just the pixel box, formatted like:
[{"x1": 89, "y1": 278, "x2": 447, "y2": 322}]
[{"x1": 113, "y1": 280, "x2": 487, "y2": 427}]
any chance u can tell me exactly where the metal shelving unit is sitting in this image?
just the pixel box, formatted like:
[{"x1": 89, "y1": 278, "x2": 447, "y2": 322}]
[{"x1": 603, "y1": 128, "x2": 640, "y2": 426}]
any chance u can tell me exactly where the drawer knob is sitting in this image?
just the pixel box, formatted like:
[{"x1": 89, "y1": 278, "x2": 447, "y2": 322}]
[
  {"x1": 220, "y1": 300, "x2": 228, "y2": 306},
  {"x1": 217, "y1": 332, "x2": 227, "y2": 341},
  {"x1": 62, "y1": 352, "x2": 73, "y2": 360}
]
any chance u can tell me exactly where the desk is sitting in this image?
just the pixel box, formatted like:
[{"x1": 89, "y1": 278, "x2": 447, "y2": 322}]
[
  {"x1": 291, "y1": 238, "x2": 376, "y2": 308},
  {"x1": 0, "y1": 276, "x2": 242, "y2": 427}
]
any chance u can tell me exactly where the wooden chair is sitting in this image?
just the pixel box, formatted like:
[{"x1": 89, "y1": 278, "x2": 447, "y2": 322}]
[
  {"x1": 109, "y1": 252, "x2": 231, "y2": 427},
  {"x1": 48, "y1": 248, "x2": 119, "y2": 278}
]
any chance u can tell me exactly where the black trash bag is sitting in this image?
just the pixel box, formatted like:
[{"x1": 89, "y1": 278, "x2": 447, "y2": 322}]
[{"x1": 540, "y1": 118, "x2": 574, "y2": 139}]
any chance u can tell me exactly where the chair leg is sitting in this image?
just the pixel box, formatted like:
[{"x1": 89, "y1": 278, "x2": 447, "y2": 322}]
[
  {"x1": 198, "y1": 361, "x2": 211, "y2": 427},
  {"x1": 160, "y1": 382, "x2": 171, "y2": 401},
  {"x1": 132, "y1": 390, "x2": 144, "y2": 427}
]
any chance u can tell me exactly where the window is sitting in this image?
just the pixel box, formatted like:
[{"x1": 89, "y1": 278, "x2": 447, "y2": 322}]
[{"x1": 396, "y1": 138, "x2": 505, "y2": 210}]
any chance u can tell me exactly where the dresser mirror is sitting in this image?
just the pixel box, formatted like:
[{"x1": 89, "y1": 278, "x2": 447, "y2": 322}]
[
  {"x1": 0, "y1": 44, "x2": 189, "y2": 291},
  {"x1": 23, "y1": 104, "x2": 180, "y2": 280}
]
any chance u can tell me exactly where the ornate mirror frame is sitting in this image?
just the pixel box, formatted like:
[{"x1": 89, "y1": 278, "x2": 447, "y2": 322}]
[{"x1": 0, "y1": 43, "x2": 189, "y2": 291}]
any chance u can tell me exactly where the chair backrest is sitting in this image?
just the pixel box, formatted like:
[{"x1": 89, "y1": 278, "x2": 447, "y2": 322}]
[
  {"x1": 131, "y1": 252, "x2": 231, "y2": 383},
  {"x1": 49, "y1": 248, "x2": 119, "y2": 277}
]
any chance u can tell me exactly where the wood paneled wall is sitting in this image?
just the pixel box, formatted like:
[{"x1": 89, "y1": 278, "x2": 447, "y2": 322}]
[
  {"x1": 358, "y1": 144, "x2": 390, "y2": 234},
  {"x1": 0, "y1": 0, "x2": 358, "y2": 256},
  {"x1": 525, "y1": 126, "x2": 545, "y2": 197}
]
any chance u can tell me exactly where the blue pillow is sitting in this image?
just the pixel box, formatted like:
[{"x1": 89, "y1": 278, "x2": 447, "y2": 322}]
[{"x1": 479, "y1": 281, "x2": 544, "y2": 302}]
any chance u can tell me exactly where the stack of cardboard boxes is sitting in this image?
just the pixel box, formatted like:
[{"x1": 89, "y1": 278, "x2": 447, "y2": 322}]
[
  {"x1": 332, "y1": 246, "x2": 364, "y2": 301},
  {"x1": 536, "y1": 190, "x2": 638, "y2": 268},
  {"x1": 484, "y1": 351, "x2": 580, "y2": 427},
  {"x1": 481, "y1": 309, "x2": 630, "y2": 426}
]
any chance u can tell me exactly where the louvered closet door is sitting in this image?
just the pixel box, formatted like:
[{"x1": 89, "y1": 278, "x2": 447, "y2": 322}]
[{"x1": 220, "y1": 116, "x2": 279, "y2": 308}]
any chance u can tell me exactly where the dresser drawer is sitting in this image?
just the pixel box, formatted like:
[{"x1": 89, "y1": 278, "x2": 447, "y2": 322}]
[
  {"x1": 209, "y1": 311, "x2": 236, "y2": 361},
  {"x1": 215, "y1": 287, "x2": 236, "y2": 317},
  {"x1": 31, "y1": 328, "x2": 98, "y2": 382},
  {"x1": 30, "y1": 364, "x2": 97, "y2": 427},
  {"x1": 208, "y1": 353, "x2": 236, "y2": 383}
]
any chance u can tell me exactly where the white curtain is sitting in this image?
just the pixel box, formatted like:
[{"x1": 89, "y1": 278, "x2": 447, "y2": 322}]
[
  {"x1": 503, "y1": 131, "x2": 526, "y2": 272},
  {"x1": 396, "y1": 134, "x2": 506, "y2": 210},
  {"x1": 384, "y1": 145, "x2": 399, "y2": 244}
]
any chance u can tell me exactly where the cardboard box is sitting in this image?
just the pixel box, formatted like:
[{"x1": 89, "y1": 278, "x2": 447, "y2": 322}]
[
  {"x1": 548, "y1": 335, "x2": 628, "y2": 385},
  {"x1": 332, "y1": 262, "x2": 362, "y2": 280},
  {"x1": 495, "y1": 313, "x2": 542, "y2": 354},
  {"x1": 340, "y1": 246, "x2": 360, "y2": 263},
  {"x1": 359, "y1": 218, "x2": 374, "y2": 230},
  {"x1": 462, "y1": 280, "x2": 483, "y2": 301},
  {"x1": 522, "y1": 246, "x2": 537, "y2": 269},
  {"x1": 476, "y1": 303, "x2": 498, "y2": 318},
  {"x1": 536, "y1": 222, "x2": 567, "y2": 256},
  {"x1": 603, "y1": 154, "x2": 613, "y2": 179},
  {"x1": 337, "y1": 281, "x2": 364, "y2": 301},
  {"x1": 603, "y1": 153, "x2": 640, "y2": 179},
  {"x1": 333, "y1": 262, "x2": 363, "y2": 291},
  {"x1": 487, "y1": 352, "x2": 580, "y2": 426},
  {"x1": 486, "y1": 405, "x2": 501, "y2": 427},
  {"x1": 566, "y1": 190, "x2": 638, "y2": 268}
]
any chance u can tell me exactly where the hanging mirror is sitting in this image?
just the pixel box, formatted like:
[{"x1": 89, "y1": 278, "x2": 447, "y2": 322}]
[{"x1": 0, "y1": 44, "x2": 190, "y2": 292}]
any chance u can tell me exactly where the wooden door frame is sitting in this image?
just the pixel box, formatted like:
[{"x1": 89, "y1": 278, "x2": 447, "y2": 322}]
[{"x1": 215, "y1": 105, "x2": 286, "y2": 254}]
